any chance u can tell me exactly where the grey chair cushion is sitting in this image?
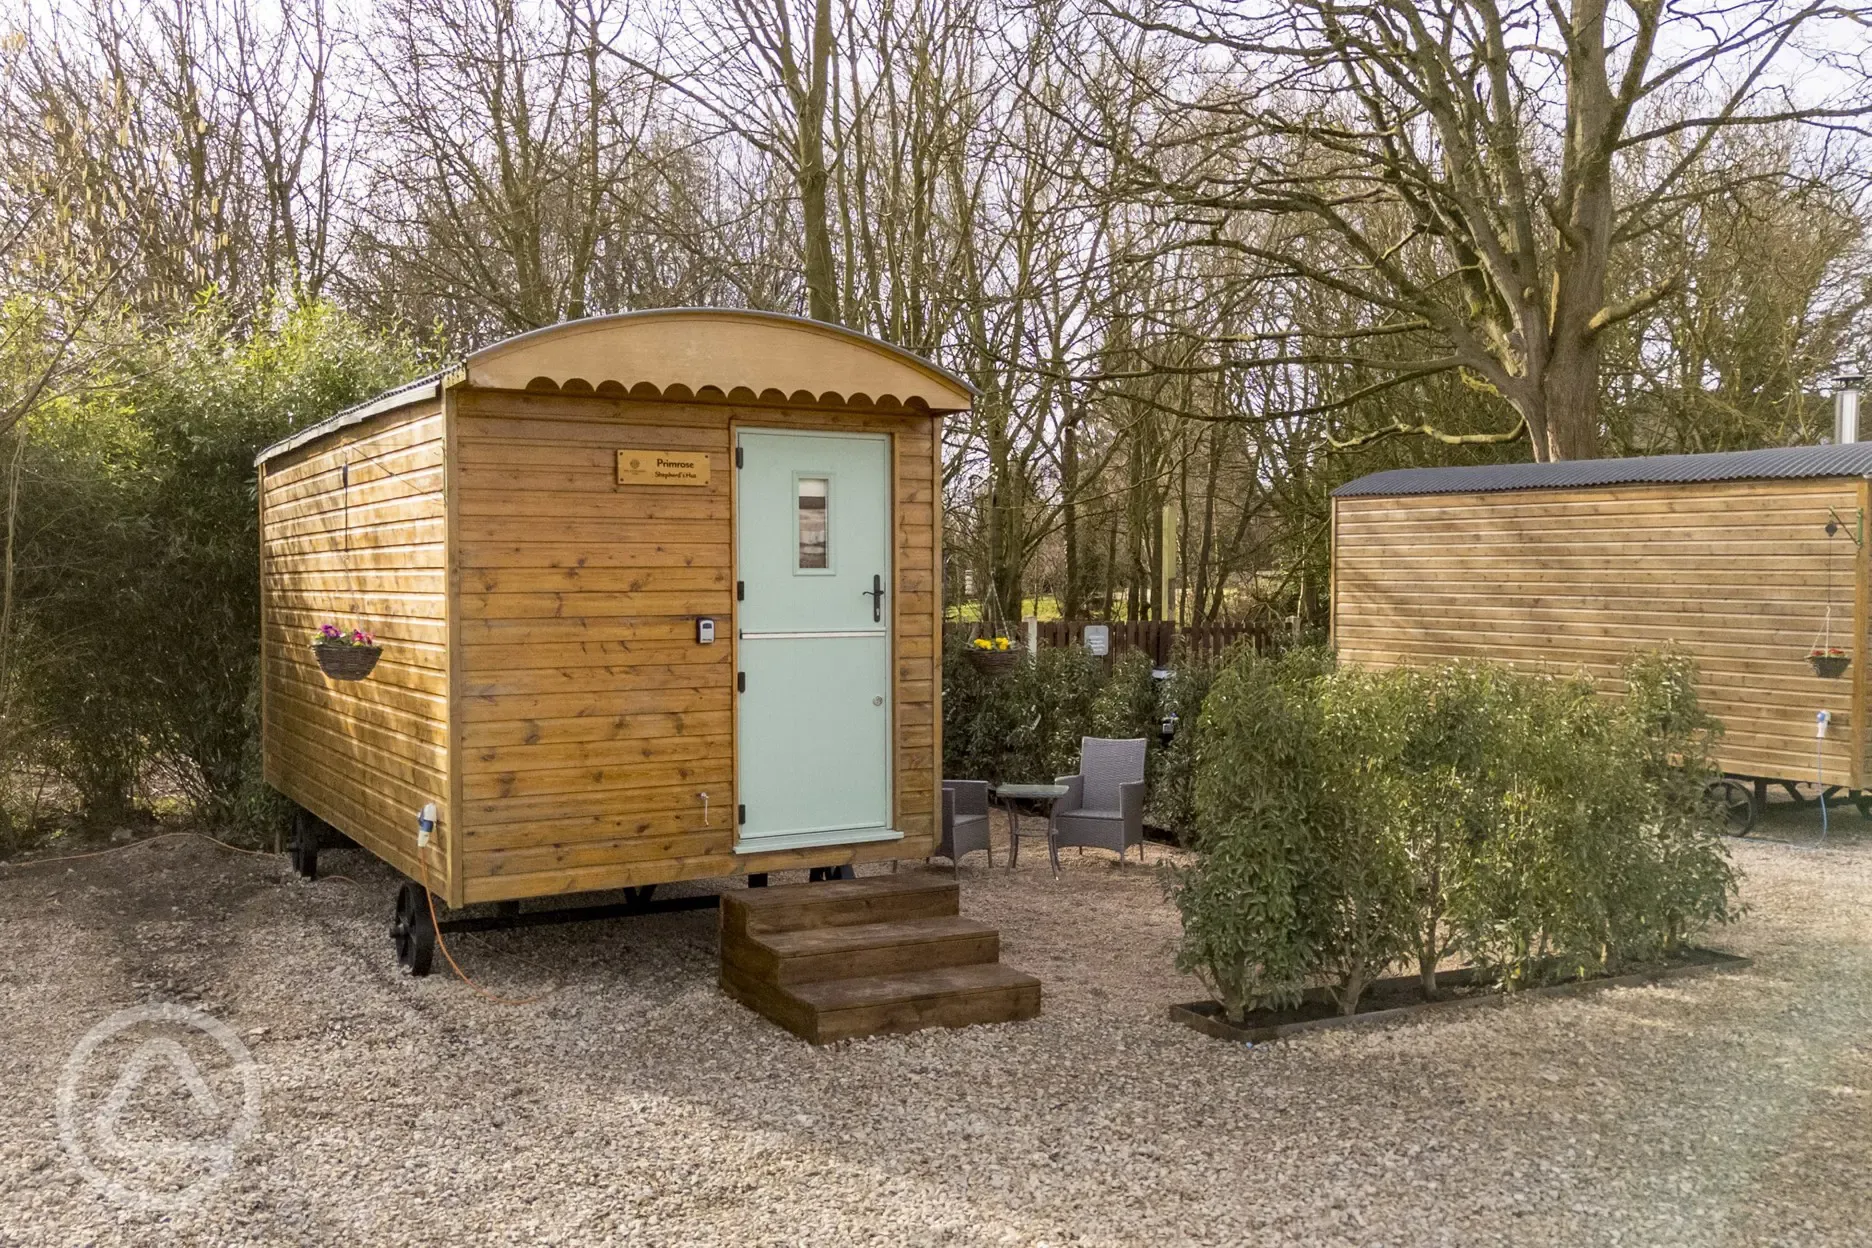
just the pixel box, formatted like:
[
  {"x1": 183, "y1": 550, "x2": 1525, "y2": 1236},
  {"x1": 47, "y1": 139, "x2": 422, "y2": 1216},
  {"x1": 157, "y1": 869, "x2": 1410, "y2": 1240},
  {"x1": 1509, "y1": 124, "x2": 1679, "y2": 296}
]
[
  {"x1": 1079, "y1": 738, "x2": 1146, "y2": 811},
  {"x1": 1053, "y1": 764, "x2": 1146, "y2": 860},
  {"x1": 943, "y1": 779, "x2": 991, "y2": 817},
  {"x1": 938, "y1": 782, "x2": 993, "y2": 863}
]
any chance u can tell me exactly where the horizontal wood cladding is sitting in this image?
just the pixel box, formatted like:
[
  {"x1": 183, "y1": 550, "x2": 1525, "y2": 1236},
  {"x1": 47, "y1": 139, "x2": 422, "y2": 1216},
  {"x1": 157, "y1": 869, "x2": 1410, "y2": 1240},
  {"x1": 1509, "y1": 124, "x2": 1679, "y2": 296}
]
[
  {"x1": 462, "y1": 838, "x2": 912, "y2": 904},
  {"x1": 259, "y1": 401, "x2": 455, "y2": 892},
  {"x1": 1333, "y1": 479, "x2": 1866, "y2": 785},
  {"x1": 454, "y1": 389, "x2": 941, "y2": 899}
]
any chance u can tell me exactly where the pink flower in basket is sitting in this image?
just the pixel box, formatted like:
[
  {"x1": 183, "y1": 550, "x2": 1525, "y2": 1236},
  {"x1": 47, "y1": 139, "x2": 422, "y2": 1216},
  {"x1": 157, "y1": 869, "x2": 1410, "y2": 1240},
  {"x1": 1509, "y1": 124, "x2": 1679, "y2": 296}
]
[{"x1": 311, "y1": 624, "x2": 377, "y2": 649}]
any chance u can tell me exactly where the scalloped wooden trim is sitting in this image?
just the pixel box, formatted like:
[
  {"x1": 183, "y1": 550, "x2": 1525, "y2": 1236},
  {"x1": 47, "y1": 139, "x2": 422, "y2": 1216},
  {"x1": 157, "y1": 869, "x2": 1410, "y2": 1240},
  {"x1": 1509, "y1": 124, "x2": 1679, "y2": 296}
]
[
  {"x1": 508, "y1": 374, "x2": 935, "y2": 413},
  {"x1": 464, "y1": 310, "x2": 969, "y2": 414}
]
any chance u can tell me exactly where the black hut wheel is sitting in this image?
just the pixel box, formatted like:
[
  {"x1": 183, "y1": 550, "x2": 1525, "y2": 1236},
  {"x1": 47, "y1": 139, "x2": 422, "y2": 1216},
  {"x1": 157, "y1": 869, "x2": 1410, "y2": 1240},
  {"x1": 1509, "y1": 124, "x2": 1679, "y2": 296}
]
[
  {"x1": 290, "y1": 810, "x2": 320, "y2": 880},
  {"x1": 390, "y1": 882, "x2": 436, "y2": 977},
  {"x1": 1704, "y1": 779, "x2": 1756, "y2": 837}
]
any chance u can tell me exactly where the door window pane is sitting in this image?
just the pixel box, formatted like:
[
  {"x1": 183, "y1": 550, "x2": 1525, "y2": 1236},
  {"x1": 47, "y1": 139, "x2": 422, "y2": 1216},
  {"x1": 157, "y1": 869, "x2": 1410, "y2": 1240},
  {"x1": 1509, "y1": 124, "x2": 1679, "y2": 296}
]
[{"x1": 798, "y1": 477, "x2": 829, "y2": 569}]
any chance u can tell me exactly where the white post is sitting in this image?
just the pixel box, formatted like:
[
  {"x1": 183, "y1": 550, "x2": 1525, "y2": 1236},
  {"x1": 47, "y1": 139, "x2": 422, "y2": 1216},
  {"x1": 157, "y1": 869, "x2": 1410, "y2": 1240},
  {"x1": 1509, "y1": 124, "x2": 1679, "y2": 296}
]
[{"x1": 1160, "y1": 503, "x2": 1178, "y2": 623}]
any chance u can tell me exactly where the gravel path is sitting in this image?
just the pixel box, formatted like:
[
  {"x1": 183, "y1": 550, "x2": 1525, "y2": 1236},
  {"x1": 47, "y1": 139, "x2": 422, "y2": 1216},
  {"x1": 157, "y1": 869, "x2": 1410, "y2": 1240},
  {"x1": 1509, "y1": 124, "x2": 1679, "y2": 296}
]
[{"x1": 1, "y1": 804, "x2": 1869, "y2": 1247}]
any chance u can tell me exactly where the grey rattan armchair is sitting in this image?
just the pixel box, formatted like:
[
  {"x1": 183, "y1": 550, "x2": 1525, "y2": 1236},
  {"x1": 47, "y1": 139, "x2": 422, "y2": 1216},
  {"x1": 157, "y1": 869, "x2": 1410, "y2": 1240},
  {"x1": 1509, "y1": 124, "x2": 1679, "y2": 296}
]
[
  {"x1": 936, "y1": 779, "x2": 994, "y2": 871},
  {"x1": 1052, "y1": 737, "x2": 1147, "y2": 867}
]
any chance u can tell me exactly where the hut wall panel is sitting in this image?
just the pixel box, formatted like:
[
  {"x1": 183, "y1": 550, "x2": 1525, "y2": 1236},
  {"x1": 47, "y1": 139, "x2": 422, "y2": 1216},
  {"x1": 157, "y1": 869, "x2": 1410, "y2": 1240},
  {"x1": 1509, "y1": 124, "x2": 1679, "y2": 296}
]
[
  {"x1": 1332, "y1": 479, "x2": 1866, "y2": 785},
  {"x1": 260, "y1": 402, "x2": 455, "y2": 892},
  {"x1": 453, "y1": 390, "x2": 940, "y2": 902}
]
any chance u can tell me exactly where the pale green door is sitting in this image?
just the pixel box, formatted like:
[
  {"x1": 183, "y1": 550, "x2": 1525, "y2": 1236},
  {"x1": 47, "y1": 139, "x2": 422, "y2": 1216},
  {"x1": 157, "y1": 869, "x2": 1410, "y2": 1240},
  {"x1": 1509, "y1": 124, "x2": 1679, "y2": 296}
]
[{"x1": 734, "y1": 429, "x2": 896, "y2": 852}]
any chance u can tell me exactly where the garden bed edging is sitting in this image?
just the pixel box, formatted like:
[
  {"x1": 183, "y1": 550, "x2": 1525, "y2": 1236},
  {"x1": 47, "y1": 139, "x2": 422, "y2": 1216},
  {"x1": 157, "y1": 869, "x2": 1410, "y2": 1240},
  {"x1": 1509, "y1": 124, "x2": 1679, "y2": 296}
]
[{"x1": 1170, "y1": 948, "x2": 1752, "y2": 1044}]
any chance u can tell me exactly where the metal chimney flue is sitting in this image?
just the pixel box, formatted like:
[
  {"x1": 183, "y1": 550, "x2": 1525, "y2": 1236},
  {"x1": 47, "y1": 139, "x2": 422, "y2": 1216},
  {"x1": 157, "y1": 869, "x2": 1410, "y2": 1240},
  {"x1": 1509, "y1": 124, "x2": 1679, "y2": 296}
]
[{"x1": 1837, "y1": 374, "x2": 1866, "y2": 444}]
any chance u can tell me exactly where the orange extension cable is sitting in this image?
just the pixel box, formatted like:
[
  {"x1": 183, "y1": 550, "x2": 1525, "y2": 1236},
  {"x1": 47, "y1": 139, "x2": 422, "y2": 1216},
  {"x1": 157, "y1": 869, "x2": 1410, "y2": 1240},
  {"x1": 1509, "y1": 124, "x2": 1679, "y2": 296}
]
[
  {"x1": 6, "y1": 828, "x2": 555, "y2": 1006},
  {"x1": 1, "y1": 830, "x2": 277, "y2": 867},
  {"x1": 419, "y1": 839, "x2": 558, "y2": 1007}
]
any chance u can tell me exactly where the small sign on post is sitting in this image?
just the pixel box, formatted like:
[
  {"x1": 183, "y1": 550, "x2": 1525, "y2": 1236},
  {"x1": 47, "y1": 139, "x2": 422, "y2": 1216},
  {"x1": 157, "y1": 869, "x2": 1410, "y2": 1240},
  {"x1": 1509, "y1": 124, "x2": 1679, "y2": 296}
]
[
  {"x1": 617, "y1": 449, "x2": 710, "y2": 486},
  {"x1": 1082, "y1": 624, "x2": 1110, "y2": 657}
]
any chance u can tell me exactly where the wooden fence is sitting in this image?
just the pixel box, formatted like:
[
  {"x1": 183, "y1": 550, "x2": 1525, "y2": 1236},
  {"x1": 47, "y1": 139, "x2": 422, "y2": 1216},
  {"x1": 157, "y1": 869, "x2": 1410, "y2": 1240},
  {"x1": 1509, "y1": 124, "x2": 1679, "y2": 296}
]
[{"x1": 946, "y1": 618, "x2": 1272, "y2": 666}]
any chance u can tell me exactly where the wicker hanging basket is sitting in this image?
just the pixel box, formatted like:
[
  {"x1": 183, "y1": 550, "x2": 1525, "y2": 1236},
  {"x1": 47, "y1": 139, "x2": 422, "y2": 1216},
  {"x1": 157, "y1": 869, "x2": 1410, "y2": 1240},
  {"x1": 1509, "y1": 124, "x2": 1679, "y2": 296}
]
[
  {"x1": 1809, "y1": 651, "x2": 1851, "y2": 680},
  {"x1": 965, "y1": 644, "x2": 1024, "y2": 676},
  {"x1": 314, "y1": 643, "x2": 383, "y2": 681},
  {"x1": 1809, "y1": 522, "x2": 1855, "y2": 680}
]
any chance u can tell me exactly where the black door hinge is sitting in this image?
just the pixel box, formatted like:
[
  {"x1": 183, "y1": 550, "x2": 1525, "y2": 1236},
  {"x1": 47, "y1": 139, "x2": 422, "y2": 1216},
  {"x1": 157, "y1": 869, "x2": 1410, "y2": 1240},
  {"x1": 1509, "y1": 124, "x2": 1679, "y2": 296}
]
[
  {"x1": 734, "y1": 446, "x2": 743, "y2": 468},
  {"x1": 736, "y1": 671, "x2": 745, "y2": 693},
  {"x1": 736, "y1": 580, "x2": 744, "y2": 601},
  {"x1": 738, "y1": 804, "x2": 746, "y2": 825}
]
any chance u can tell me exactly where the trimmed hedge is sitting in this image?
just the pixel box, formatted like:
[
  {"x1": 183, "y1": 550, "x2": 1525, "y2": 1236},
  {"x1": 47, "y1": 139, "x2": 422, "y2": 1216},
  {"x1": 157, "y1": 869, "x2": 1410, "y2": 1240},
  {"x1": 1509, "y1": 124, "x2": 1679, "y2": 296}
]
[{"x1": 1169, "y1": 648, "x2": 1742, "y2": 1022}]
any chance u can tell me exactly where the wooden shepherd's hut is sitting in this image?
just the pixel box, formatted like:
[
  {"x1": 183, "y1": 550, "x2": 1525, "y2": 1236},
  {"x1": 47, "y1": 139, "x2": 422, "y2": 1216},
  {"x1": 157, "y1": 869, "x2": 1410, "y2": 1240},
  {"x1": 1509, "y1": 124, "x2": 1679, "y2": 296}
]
[
  {"x1": 255, "y1": 312, "x2": 1046, "y2": 1041},
  {"x1": 1331, "y1": 445, "x2": 1872, "y2": 820}
]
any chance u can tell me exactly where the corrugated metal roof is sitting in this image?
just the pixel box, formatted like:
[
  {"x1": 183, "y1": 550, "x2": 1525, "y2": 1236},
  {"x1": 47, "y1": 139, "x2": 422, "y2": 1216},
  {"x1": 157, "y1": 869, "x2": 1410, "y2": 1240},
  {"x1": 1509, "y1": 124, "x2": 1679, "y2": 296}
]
[
  {"x1": 1332, "y1": 443, "x2": 1872, "y2": 498},
  {"x1": 253, "y1": 369, "x2": 452, "y2": 467}
]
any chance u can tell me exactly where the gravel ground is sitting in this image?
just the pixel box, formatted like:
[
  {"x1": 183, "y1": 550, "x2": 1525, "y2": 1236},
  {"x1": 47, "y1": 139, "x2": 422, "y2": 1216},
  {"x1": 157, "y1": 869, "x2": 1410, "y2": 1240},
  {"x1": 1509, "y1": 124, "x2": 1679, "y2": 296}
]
[{"x1": 1, "y1": 801, "x2": 1869, "y2": 1247}]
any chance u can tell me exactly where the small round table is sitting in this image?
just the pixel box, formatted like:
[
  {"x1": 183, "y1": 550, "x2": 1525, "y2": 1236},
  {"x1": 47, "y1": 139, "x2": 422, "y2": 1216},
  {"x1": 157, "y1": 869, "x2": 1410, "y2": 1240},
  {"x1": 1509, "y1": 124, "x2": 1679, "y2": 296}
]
[{"x1": 989, "y1": 783, "x2": 1071, "y2": 878}]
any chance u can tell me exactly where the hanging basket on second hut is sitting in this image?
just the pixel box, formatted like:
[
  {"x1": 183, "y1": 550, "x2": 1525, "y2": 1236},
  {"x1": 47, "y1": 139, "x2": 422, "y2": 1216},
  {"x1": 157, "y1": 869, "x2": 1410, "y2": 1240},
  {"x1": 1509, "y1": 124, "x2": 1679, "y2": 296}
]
[
  {"x1": 1810, "y1": 649, "x2": 1851, "y2": 680},
  {"x1": 1809, "y1": 514, "x2": 1856, "y2": 680}
]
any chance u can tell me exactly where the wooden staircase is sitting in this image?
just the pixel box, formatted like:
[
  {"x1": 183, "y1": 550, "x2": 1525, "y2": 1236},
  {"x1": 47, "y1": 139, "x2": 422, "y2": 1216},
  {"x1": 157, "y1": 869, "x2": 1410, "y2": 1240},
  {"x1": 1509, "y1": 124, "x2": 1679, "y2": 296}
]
[{"x1": 719, "y1": 873, "x2": 1042, "y2": 1043}]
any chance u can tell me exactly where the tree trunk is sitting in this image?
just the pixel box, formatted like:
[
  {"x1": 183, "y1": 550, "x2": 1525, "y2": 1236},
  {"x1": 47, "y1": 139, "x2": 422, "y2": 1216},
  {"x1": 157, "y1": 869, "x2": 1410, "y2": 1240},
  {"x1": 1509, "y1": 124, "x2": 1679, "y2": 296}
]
[
  {"x1": 984, "y1": 432, "x2": 1022, "y2": 628},
  {"x1": 797, "y1": 0, "x2": 839, "y2": 325},
  {"x1": 1102, "y1": 516, "x2": 1118, "y2": 622},
  {"x1": 1061, "y1": 406, "x2": 1083, "y2": 619},
  {"x1": 1538, "y1": 0, "x2": 1618, "y2": 461},
  {"x1": 1416, "y1": 874, "x2": 1441, "y2": 1000},
  {"x1": 1192, "y1": 426, "x2": 1221, "y2": 625},
  {"x1": 1339, "y1": 954, "x2": 1369, "y2": 1017}
]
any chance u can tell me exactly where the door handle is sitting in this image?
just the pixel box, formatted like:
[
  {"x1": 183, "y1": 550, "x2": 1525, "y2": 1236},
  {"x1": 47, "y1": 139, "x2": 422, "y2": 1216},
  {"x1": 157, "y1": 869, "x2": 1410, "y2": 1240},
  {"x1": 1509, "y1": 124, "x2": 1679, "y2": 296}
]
[{"x1": 862, "y1": 574, "x2": 885, "y2": 623}]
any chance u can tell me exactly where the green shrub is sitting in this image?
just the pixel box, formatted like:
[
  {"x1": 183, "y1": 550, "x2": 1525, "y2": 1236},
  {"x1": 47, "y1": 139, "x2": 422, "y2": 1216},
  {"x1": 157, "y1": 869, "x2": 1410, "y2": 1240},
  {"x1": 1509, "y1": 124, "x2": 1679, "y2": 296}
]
[
  {"x1": 1609, "y1": 649, "x2": 1741, "y2": 961},
  {"x1": 10, "y1": 299, "x2": 421, "y2": 830},
  {"x1": 1444, "y1": 669, "x2": 1639, "y2": 985},
  {"x1": 1170, "y1": 648, "x2": 1345, "y2": 1019},
  {"x1": 1316, "y1": 667, "x2": 1428, "y2": 1009},
  {"x1": 941, "y1": 634, "x2": 1105, "y2": 784},
  {"x1": 1172, "y1": 648, "x2": 1742, "y2": 1020},
  {"x1": 1382, "y1": 663, "x2": 1514, "y2": 995},
  {"x1": 1092, "y1": 650, "x2": 1159, "y2": 742},
  {"x1": 1148, "y1": 641, "x2": 1231, "y2": 843}
]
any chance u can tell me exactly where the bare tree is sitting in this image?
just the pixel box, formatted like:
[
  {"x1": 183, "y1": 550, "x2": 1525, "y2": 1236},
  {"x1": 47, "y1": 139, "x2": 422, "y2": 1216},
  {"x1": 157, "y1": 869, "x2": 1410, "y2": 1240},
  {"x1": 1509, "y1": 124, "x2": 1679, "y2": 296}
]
[
  {"x1": 1600, "y1": 130, "x2": 1871, "y2": 452},
  {"x1": 597, "y1": 0, "x2": 846, "y2": 323},
  {"x1": 1110, "y1": 0, "x2": 1872, "y2": 460},
  {"x1": 354, "y1": 0, "x2": 691, "y2": 339}
]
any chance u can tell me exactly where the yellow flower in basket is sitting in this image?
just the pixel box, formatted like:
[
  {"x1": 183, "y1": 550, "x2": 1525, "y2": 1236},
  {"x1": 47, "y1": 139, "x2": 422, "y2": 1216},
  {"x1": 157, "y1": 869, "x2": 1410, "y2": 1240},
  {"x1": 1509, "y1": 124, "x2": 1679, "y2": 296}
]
[
  {"x1": 995, "y1": 637, "x2": 1011, "y2": 651},
  {"x1": 972, "y1": 638, "x2": 991, "y2": 650}
]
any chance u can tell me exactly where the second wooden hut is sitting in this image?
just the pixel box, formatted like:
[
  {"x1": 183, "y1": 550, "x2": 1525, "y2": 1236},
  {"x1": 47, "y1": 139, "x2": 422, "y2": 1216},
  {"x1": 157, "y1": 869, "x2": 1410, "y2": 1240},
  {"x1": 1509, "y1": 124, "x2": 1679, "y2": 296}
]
[{"x1": 1331, "y1": 445, "x2": 1872, "y2": 815}]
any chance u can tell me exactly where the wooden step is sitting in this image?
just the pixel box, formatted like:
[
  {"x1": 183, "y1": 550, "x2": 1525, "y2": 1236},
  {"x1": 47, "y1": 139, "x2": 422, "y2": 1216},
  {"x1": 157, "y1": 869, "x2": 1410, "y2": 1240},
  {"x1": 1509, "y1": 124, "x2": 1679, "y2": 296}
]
[
  {"x1": 718, "y1": 874, "x2": 1041, "y2": 1043},
  {"x1": 724, "y1": 916, "x2": 1000, "y2": 985},
  {"x1": 721, "y1": 961, "x2": 1042, "y2": 1044},
  {"x1": 721, "y1": 873, "x2": 958, "y2": 937}
]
